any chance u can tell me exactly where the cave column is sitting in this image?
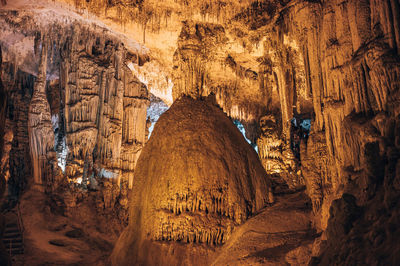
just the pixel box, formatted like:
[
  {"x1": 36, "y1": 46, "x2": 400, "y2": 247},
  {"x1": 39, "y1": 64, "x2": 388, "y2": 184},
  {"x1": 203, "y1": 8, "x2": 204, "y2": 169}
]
[{"x1": 28, "y1": 39, "x2": 55, "y2": 190}]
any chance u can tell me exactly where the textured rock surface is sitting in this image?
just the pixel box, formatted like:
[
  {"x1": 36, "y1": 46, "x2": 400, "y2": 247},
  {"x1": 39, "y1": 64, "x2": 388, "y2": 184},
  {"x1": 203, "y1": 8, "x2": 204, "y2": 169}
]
[
  {"x1": 28, "y1": 39, "x2": 57, "y2": 190},
  {"x1": 111, "y1": 97, "x2": 273, "y2": 265},
  {"x1": 2, "y1": 65, "x2": 34, "y2": 197},
  {"x1": 0, "y1": 45, "x2": 6, "y2": 196},
  {"x1": 1, "y1": 0, "x2": 400, "y2": 264},
  {"x1": 257, "y1": 113, "x2": 302, "y2": 192},
  {"x1": 301, "y1": 131, "x2": 335, "y2": 229},
  {"x1": 0, "y1": 6, "x2": 151, "y2": 242},
  {"x1": 213, "y1": 192, "x2": 314, "y2": 266},
  {"x1": 59, "y1": 23, "x2": 149, "y2": 189},
  {"x1": 172, "y1": 20, "x2": 269, "y2": 130}
]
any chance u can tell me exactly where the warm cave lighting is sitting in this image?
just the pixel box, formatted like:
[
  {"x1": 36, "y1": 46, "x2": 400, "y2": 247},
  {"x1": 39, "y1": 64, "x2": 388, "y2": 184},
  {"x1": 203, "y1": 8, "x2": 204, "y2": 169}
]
[{"x1": 0, "y1": 0, "x2": 399, "y2": 265}]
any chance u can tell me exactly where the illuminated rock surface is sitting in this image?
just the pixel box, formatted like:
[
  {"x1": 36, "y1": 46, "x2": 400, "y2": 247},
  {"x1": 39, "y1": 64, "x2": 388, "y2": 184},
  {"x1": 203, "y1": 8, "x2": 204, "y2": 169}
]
[
  {"x1": 28, "y1": 40, "x2": 57, "y2": 190},
  {"x1": 0, "y1": 0, "x2": 400, "y2": 265},
  {"x1": 111, "y1": 96, "x2": 273, "y2": 265}
]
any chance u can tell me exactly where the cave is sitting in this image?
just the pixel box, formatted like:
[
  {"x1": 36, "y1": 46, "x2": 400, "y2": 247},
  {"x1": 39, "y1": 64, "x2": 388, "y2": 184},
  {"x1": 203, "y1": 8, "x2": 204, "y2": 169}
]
[{"x1": 0, "y1": 0, "x2": 399, "y2": 265}]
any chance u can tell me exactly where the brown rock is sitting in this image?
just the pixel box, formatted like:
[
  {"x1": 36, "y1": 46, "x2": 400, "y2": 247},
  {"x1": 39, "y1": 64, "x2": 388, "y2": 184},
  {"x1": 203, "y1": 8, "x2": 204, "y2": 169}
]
[{"x1": 111, "y1": 97, "x2": 273, "y2": 265}]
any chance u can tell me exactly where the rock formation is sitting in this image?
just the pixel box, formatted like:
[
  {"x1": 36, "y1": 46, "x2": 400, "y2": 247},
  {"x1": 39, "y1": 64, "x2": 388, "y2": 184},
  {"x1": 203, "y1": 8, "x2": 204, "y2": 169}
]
[
  {"x1": 0, "y1": 9, "x2": 151, "y2": 235},
  {"x1": 172, "y1": 20, "x2": 269, "y2": 125},
  {"x1": 111, "y1": 97, "x2": 273, "y2": 265},
  {"x1": 0, "y1": 45, "x2": 5, "y2": 193},
  {"x1": 257, "y1": 113, "x2": 302, "y2": 192},
  {"x1": 1, "y1": 0, "x2": 400, "y2": 264},
  {"x1": 60, "y1": 24, "x2": 150, "y2": 189},
  {"x1": 28, "y1": 39, "x2": 57, "y2": 191},
  {"x1": 4, "y1": 67, "x2": 35, "y2": 198}
]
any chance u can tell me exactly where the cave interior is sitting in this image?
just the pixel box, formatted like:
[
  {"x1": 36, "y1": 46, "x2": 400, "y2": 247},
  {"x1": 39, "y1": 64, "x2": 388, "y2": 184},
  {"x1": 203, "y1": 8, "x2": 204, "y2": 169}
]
[{"x1": 0, "y1": 0, "x2": 400, "y2": 265}]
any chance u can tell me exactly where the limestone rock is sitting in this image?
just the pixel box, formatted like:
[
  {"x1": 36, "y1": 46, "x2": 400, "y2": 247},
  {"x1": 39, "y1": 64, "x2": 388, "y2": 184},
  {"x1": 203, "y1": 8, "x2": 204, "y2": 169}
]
[
  {"x1": 111, "y1": 97, "x2": 273, "y2": 265},
  {"x1": 254, "y1": 0, "x2": 400, "y2": 232},
  {"x1": 257, "y1": 113, "x2": 302, "y2": 191},
  {"x1": 59, "y1": 24, "x2": 150, "y2": 189},
  {"x1": 0, "y1": 45, "x2": 10, "y2": 266},
  {"x1": 28, "y1": 39, "x2": 57, "y2": 190},
  {"x1": 1, "y1": 0, "x2": 400, "y2": 264},
  {"x1": 301, "y1": 131, "x2": 335, "y2": 229},
  {"x1": 4, "y1": 68, "x2": 36, "y2": 196},
  {"x1": 0, "y1": 11, "x2": 151, "y2": 236},
  {"x1": 172, "y1": 20, "x2": 269, "y2": 125}
]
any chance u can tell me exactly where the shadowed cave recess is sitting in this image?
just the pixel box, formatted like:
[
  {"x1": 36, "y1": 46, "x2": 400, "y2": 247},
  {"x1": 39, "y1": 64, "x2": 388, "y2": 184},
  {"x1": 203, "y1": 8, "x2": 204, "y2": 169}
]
[{"x1": 0, "y1": 0, "x2": 400, "y2": 265}]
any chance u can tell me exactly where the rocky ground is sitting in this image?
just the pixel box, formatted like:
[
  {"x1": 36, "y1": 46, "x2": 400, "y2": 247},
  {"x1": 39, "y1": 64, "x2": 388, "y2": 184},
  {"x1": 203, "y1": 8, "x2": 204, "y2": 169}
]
[
  {"x1": 214, "y1": 191, "x2": 315, "y2": 265},
  {"x1": 12, "y1": 189, "x2": 115, "y2": 266},
  {"x1": 12, "y1": 189, "x2": 314, "y2": 265}
]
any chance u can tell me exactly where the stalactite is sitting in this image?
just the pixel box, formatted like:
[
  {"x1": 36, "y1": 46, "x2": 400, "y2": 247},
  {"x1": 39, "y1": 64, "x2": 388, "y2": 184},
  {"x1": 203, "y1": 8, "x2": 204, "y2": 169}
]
[{"x1": 56, "y1": 23, "x2": 150, "y2": 188}]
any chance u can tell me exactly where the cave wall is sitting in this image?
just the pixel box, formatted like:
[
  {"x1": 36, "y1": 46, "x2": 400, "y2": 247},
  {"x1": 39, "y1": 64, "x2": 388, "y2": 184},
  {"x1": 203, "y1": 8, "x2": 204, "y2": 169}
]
[
  {"x1": 166, "y1": 1, "x2": 400, "y2": 261},
  {"x1": 0, "y1": 44, "x2": 10, "y2": 266},
  {"x1": 171, "y1": 20, "x2": 270, "y2": 129},
  {"x1": 0, "y1": 0, "x2": 400, "y2": 264},
  {"x1": 0, "y1": 10, "x2": 151, "y2": 192},
  {"x1": 0, "y1": 46, "x2": 6, "y2": 195},
  {"x1": 59, "y1": 24, "x2": 149, "y2": 189},
  {"x1": 58, "y1": 0, "x2": 400, "y2": 232},
  {"x1": 258, "y1": 0, "x2": 400, "y2": 229},
  {"x1": 28, "y1": 38, "x2": 58, "y2": 191},
  {"x1": 0, "y1": 11, "x2": 152, "y2": 235},
  {"x1": 2, "y1": 65, "x2": 34, "y2": 197},
  {"x1": 106, "y1": 0, "x2": 400, "y2": 235}
]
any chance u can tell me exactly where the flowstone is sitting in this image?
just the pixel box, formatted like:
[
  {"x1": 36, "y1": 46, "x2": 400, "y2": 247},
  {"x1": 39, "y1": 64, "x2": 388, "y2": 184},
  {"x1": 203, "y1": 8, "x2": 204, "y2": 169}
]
[{"x1": 111, "y1": 97, "x2": 273, "y2": 265}]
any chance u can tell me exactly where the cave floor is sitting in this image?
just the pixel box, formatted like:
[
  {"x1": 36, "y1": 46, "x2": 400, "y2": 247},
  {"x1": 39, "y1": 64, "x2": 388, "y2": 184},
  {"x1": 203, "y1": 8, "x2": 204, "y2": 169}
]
[
  {"x1": 10, "y1": 189, "x2": 314, "y2": 265},
  {"x1": 11, "y1": 189, "x2": 113, "y2": 266},
  {"x1": 213, "y1": 191, "x2": 316, "y2": 265}
]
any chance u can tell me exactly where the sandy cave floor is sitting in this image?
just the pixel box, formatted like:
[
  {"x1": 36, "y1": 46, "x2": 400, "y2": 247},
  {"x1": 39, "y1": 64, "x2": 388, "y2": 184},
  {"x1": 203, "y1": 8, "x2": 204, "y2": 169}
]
[{"x1": 9, "y1": 189, "x2": 315, "y2": 265}]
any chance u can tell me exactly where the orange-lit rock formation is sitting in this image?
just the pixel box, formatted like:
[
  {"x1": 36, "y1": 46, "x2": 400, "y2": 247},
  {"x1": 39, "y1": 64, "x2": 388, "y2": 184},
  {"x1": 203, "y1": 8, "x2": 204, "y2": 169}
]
[
  {"x1": 60, "y1": 25, "x2": 149, "y2": 188},
  {"x1": 111, "y1": 96, "x2": 273, "y2": 265},
  {"x1": 1, "y1": 0, "x2": 400, "y2": 264},
  {"x1": 0, "y1": 43, "x2": 10, "y2": 266},
  {"x1": 28, "y1": 39, "x2": 57, "y2": 190},
  {"x1": 0, "y1": 12, "x2": 151, "y2": 234}
]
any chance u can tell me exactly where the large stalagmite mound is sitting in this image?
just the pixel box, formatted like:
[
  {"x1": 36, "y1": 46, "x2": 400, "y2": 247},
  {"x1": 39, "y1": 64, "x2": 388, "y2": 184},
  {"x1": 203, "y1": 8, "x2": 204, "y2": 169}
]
[{"x1": 111, "y1": 96, "x2": 273, "y2": 265}]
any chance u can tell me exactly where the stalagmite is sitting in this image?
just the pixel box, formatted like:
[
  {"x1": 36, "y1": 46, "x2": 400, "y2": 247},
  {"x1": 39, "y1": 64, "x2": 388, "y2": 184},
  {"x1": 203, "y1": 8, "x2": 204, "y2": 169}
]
[
  {"x1": 111, "y1": 97, "x2": 273, "y2": 265},
  {"x1": 1, "y1": 0, "x2": 400, "y2": 264},
  {"x1": 28, "y1": 39, "x2": 56, "y2": 190}
]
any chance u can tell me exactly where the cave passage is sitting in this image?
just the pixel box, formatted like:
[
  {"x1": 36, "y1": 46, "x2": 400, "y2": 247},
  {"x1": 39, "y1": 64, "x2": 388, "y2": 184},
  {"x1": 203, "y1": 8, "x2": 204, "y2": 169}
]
[
  {"x1": 233, "y1": 119, "x2": 259, "y2": 153},
  {"x1": 290, "y1": 117, "x2": 311, "y2": 160},
  {"x1": 147, "y1": 95, "x2": 169, "y2": 139}
]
